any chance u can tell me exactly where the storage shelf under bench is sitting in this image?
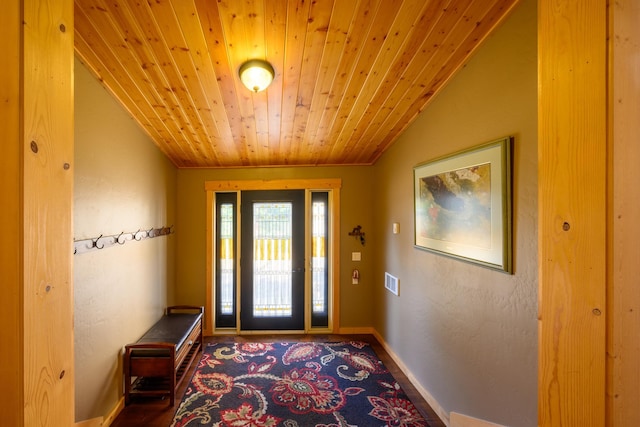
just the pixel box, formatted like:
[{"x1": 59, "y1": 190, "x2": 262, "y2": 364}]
[{"x1": 123, "y1": 306, "x2": 204, "y2": 406}]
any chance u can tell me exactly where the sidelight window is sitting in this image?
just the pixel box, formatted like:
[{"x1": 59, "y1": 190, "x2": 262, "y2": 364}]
[
  {"x1": 215, "y1": 193, "x2": 237, "y2": 328},
  {"x1": 311, "y1": 192, "x2": 329, "y2": 327}
]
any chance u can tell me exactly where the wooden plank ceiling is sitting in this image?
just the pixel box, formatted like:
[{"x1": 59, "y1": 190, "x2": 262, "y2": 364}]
[{"x1": 75, "y1": 0, "x2": 519, "y2": 168}]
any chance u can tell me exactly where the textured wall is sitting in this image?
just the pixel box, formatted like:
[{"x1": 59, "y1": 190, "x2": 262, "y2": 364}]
[
  {"x1": 372, "y1": 0, "x2": 537, "y2": 425},
  {"x1": 73, "y1": 58, "x2": 177, "y2": 421}
]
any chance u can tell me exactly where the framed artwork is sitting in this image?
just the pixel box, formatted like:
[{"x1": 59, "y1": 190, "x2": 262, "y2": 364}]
[{"x1": 413, "y1": 137, "x2": 512, "y2": 273}]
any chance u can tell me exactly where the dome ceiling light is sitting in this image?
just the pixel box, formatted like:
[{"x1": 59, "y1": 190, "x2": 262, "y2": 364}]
[{"x1": 238, "y1": 59, "x2": 275, "y2": 93}]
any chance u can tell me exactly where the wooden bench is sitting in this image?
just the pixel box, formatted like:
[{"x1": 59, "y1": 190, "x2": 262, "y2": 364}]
[{"x1": 123, "y1": 305, "x2": 204, "y2": 406}]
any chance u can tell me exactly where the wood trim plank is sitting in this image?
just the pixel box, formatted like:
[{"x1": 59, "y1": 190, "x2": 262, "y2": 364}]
[{"x1": 538, "y1": 1, "x2": 607, "y2": 425}]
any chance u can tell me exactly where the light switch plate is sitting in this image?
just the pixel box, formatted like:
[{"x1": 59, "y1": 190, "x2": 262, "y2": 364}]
[{"x1": 351, "y1": 252, "x2": 361, "y2": 261}]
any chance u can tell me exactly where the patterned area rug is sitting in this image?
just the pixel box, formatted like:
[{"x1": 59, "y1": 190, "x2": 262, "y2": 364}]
[{"x1": 171, "y1": 341, "x2": 432, "y2": 426}]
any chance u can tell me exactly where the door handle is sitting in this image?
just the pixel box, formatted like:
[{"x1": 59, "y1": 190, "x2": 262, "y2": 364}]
[{"x1": 292, "y1": 267, "x2": 305, "y2": 273}]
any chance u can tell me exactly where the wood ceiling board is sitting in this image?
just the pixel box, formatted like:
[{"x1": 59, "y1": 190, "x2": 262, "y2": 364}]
[
  {"x1": 366, "y1": 0, "x2": 521, "y2": 163},
  {"x1": 75, "y1": 4, "x2": 193, "y2": 166},
  {"x1": 74, "y1": 0, "x2": 520, "y2": 168}
]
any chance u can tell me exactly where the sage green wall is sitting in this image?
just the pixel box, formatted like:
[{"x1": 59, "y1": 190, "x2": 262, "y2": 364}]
[
  {"x1": 73, "y1": 58, "x2": 177, "y2": 421},
  {"x1": 175, "y1": 166, "x2": 375, "y2": 328},
  {"x1": 372, "y1": 0, "x2": 537, "y2": 425}
]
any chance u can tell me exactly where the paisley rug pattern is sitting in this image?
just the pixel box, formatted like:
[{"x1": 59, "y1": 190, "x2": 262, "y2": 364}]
[{"x1": 171, "y1": 341, "x2": 431, "y2": 427}]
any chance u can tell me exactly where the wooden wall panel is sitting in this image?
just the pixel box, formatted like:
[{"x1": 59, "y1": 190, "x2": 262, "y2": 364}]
[
  {"x1": 23, "y1": 0, "x2": 75, "y2": 423},
  {"x1": 538, "y1": 1, "x2": 608, "y2": 426},
  {"x1": 0, "y1": 0, "x2": 24, "y2": 425},
  {"x1": 0, "y1": 0, "x2": 75, "y2": 425},
  {"x1": 608, "y1": 0, "x2": 640, "y2": 425}
]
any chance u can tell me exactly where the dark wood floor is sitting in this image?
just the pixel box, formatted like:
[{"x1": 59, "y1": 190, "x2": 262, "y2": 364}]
[{"x1": 111, "y1": 334, "x2": 446, "y2": 427}]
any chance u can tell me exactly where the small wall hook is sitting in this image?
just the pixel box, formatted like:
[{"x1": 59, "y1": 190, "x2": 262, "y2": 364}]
[
  {"x1": 93, "y1": 234, "x2": 104, "y2": 249},
  {"x1": 348, "y1": 225, "x2": 365, "y2": 246},
  {"x1": 116, "y1": 231, "x2": 126, "y2": 245}
]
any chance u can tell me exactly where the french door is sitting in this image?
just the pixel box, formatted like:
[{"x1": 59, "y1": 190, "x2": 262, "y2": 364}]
[
  {"x1": 240, "y1": 190, "x2": 305, "y2": 330},
  {"x1": 212, "y1": 186, "x2": 332, "y2": 332}
]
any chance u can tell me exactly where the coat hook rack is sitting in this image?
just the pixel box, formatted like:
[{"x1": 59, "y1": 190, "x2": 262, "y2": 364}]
[
  {"x1": 73, "y1": 225, "x2": 174, "y2": 255},
  {"x1": 349, "y1": 225, "x2": 365, "y2": 246}
]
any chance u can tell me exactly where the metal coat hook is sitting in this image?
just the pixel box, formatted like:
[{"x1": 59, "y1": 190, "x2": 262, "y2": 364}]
[
  {"x1": 93, "y1": 234, "x2": 105, "y2": 249},
  {"x1": 117, "y1": 231, "x2": 126, "y2": 245}
]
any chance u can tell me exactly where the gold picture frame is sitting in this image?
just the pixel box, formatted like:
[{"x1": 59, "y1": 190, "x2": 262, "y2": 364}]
[{"x1": 414, "y1": 137, "x2": 512, "y2": 273}]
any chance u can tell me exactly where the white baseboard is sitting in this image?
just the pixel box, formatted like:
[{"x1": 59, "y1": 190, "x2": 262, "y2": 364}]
[
  {"x1": 450, "y1": 412, "x2": 507, "y2": 427},
  {"x1": 371, "y1": 329, "x2": 450, "y2": 426},
  {"x1": 102, "y1": 396, "x2": 124, "y2": 427},
  {"x1": 75, "y1": 417, "x2": 103, "y2": 427}
]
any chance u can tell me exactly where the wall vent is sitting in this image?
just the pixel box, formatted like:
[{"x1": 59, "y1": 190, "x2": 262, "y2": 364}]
[{"x1": 385, "y1": 272, "x2": 399, "y2": 296}]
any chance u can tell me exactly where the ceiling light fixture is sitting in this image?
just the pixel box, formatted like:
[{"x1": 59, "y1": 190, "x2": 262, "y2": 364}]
[{"x1": 239, "y1": 59, "x2": 275, "y2": 93}]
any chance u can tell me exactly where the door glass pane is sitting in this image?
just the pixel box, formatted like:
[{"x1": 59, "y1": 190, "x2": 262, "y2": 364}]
[
  {"x1": 253, "y1": 202, "x2": 292, "y2": 317},
  {"x1": 311, "y1": 192, "x2": 329, "y2": 328},
  {"x1": 312, "y1": 200, "x2": 327, "y2": 313},
  {"x1": 219, "y1": 203, "x2": 234, "y2": 314},
  {"x1": 216, "y1": 192, "x2": 237, "y2": 328}
]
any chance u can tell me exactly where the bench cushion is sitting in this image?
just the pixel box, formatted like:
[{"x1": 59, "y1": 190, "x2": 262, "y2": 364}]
[{"x1": 131, "y1": 312, "x2": 202, "y2": 357}]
